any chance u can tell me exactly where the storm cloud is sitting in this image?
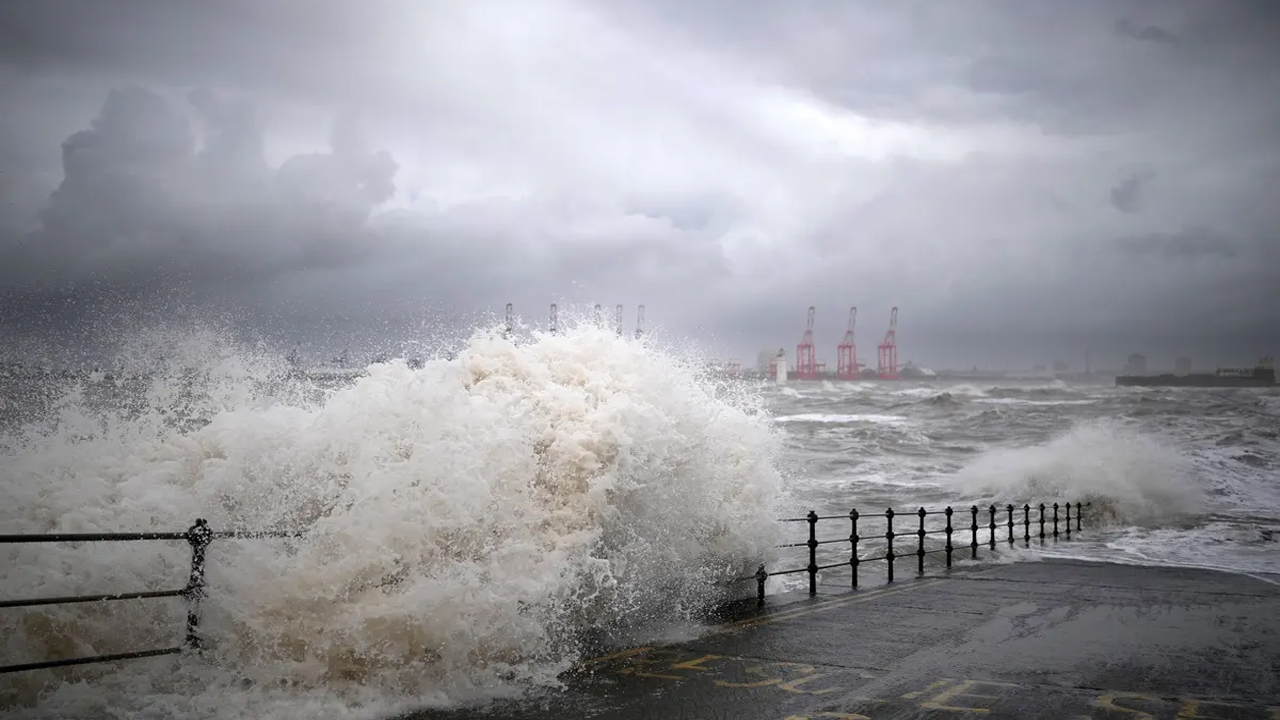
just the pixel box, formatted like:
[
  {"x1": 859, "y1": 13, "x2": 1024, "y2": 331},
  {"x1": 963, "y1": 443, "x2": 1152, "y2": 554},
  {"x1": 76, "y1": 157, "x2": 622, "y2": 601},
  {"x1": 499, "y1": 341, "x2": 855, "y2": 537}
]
[{"x1": 1, "y1": 0, "x2": 1277, "y2": 369}]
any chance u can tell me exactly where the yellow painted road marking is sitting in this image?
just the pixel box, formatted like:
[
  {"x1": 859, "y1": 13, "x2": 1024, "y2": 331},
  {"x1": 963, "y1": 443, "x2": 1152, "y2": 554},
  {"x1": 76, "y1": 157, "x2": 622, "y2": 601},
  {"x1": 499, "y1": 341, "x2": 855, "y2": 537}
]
[{"x1": 918, "y1": 679, "x2": 1018, "y2": 713}]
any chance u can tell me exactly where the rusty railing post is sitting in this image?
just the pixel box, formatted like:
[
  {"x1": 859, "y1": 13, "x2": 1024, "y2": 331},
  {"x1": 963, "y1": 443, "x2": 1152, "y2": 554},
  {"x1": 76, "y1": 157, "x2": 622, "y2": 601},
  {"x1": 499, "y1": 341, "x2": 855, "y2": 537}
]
[
  {"x1": 916, "y1": 508, "x2": 927, "y2": 575},
  {"x1": 849, "y1": 508, "x2": 860, "y2": 589},
  {"x1": 756, "y1": 564, "x2": 768, "y2": 606},
  {"x1": 1039, "y1": 503, "x2": 1046, "y2": 541},
  {"x1": 1065, "y1": 502, "x2": 1073, "y2": 538},
  {"x1": 970, "y1": 505, "x2": 978, "y2": 559},
  {"x1": 1053, "y1": 503, "x2": 1060, "y2": 539},
  {"x1": 1076, "y1": 502, "x2": 1083, "y2": 531},
  {"x1": 1023, "y1": 504, "x2": 1031, "y2": 546},
  {"x1": 988, "y1": 505, "x2": 997, "y2": 550},
  {"x1": 806, "y1": 511, "x2": 819, "y2": 596},
  {"x1": 944, "y1": 506, "x2": 954, "y2": 568},
  {"x1": 183, "y1": 518, "x2": 213, "y2": 650},
  {"x1": 885, "y1": 508, "x2": 896, "y2": 583},
  {"x1": 1006, "y1": 504, "x2": 1015, "y2": 545}
]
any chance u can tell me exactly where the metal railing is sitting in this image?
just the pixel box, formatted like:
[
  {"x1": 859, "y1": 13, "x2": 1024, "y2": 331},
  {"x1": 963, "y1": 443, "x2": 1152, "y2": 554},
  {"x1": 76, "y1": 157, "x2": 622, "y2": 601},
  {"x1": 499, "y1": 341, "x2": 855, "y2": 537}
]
[
  {"x1": 747, "y1": 501, "x2": 1088, "y2": 603},
  {"x1": 3, "y1": 502, "x2": 1089, "y2": 673},
  {"x1": 0, "y1": 519, "x2": 300, "y2": 674}
]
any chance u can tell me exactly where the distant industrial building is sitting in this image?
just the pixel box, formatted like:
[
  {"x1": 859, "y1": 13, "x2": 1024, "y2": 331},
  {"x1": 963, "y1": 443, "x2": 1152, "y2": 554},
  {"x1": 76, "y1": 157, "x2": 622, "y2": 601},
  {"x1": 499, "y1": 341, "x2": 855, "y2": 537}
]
[
  {"x1": 1125, "y1": 354, "x2": 1147, "y2": 375},
  {"x1": 1175, "y1": 357, "x2": 1193, "y2": 376}
]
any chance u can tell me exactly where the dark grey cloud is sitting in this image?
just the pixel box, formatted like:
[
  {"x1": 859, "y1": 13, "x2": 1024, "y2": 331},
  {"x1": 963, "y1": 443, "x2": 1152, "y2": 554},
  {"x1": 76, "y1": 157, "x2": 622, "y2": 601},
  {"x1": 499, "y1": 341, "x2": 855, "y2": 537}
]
[
  {"x1": 6, "y1": 85, "x2": 396, "y2": 288},
  {"x1": 1110, "y1": 169, "x2": 1154, "y2": 213},
  {"x1": 1, "y1": 0, "x2": 1278, "y2": 369},
  {"x1": 1116, "y1": 18, "x2": 1177, "y2": 44},
  {"x1": 1115, "y1": 227, "x2": 1240, "y2": 259}
]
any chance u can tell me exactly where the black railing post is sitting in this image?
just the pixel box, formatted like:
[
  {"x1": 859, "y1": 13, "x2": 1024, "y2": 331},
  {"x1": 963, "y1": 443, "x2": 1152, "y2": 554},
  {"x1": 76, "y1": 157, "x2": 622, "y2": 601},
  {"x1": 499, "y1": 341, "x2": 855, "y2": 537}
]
[
  {"x1": 988, "y1": 505, "x2": 997, "y2": 550},
  {"x1": 1053, "y1": 503, "x2": 1060, "y2": 538},
  {"x1": 885, "y1": 508, "x2": 896, "y2": 584},
  {"x1": 1039, "y1": 503, "x2": 1046, "y2": 541},
  {"x1": 1023, "y1": 504, "x2": 1030, "y2": 546},
  {"x1": 944, "y1": 507, "x2": 954, "y2": 568},
  {"x1": 806, "y1": 511, "x2": 819, "y2": 596},
  {"x1": 1065, "y1": 503, "x2": 1073, "y2": 538},
  {"x1": 970, "y1": 506, "x2": 978, "y2": 559},
  {"x1": 756, "y1": 564, "x2": 768, "y2": 606},
  {"x1": 1076, "y1": 502, "x2": 1083, "y2": 531},
  {"x1": 183, "y1": 518, "x2": 213, "y2": 650},
  {"x1": 1006, "y1": 504, "x2": 1015, "y2": 545},
  {"x1": 849, "y1": 509, "x2": 860, "y2": 589},
  {"x1": 916, "y1": 507, "x2": 927, "y2": 575}
]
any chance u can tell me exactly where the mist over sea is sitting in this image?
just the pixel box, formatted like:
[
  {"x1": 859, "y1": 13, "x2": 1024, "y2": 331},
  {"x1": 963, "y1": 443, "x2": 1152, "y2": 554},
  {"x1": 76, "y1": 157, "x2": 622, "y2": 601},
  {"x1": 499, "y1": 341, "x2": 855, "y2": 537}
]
[{"x1": 1, "y1": 322, "x2": 1276, "y2": 719}]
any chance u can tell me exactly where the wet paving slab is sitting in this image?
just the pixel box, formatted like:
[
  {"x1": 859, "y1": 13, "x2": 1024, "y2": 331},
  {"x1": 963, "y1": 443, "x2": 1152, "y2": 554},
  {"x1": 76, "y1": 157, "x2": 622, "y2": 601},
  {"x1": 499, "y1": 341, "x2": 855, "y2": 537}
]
[{"x1": 399, "y1": 559, "x2": 1280, "y2": 720}]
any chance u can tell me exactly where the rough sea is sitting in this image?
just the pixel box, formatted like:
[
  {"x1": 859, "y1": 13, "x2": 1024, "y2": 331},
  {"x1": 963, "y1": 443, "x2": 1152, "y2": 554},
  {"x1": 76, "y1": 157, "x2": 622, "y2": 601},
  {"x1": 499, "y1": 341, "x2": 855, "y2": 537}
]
[{"x1": 1, "y1": 322, "x2": 1276, "y2": 718}]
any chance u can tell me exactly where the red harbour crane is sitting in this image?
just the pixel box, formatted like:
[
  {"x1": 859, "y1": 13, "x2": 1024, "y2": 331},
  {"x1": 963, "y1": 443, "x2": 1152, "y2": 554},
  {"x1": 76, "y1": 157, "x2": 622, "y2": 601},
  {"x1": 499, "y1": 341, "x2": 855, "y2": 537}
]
[
  {"x1": 836, "y1": 306, "x2": 860, "y2": 380},
  {"x1": 877, "y1": 306, "x2": 900, "y2": 380},
  {"x1": 795, "y1": 306, "x2": 818, "y2": 380}
]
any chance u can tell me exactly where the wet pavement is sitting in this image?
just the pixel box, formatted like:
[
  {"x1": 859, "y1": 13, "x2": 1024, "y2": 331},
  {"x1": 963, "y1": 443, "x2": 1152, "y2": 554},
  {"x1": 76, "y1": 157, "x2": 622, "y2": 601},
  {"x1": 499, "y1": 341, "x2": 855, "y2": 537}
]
[{"x1": 401, "y1": 559, "x2": 1280, "y2": 719}]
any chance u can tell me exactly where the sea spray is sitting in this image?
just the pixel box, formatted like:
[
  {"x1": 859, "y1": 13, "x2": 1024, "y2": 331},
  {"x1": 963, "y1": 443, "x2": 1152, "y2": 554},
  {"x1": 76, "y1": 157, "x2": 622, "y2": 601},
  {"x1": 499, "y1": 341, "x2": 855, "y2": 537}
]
[
  {"x1": 951, "y1": 417, "x2": 1206, "y2": 525},
  {"x1": 0, "y1": 320, "x2": 786, "y2": 717}
]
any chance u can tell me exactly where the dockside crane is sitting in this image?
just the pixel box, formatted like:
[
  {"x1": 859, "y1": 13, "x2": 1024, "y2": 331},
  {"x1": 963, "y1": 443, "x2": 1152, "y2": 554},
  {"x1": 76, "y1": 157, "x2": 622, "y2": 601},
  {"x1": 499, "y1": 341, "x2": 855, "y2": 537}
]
[
  {"x1": 877, "y1": 306, "x2": 900, "y2": 380},
  {"x1": 795, "y1": 306, "x2": 818, "y2": 380},
  {"x1": 837, "y1": 306, "x2": 860, "y2": 379}
]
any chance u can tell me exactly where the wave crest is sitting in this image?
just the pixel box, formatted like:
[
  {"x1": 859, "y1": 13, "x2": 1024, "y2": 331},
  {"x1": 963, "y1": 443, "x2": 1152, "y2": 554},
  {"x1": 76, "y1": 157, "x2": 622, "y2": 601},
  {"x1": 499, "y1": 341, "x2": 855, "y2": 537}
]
[{"x1": 953, "y1": 419, "x2": 1205, "y2": 526}]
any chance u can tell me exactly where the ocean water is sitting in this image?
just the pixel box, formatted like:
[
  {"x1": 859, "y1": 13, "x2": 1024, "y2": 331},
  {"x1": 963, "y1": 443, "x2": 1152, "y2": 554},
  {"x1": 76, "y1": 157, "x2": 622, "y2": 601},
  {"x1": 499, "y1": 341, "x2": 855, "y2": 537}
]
[
  {"x1": 1, "y1": 324, "x2": 1277, "y2": 718},
  {"x1": 769, "y1": 379, "x2": 1279, "y2": 583}
]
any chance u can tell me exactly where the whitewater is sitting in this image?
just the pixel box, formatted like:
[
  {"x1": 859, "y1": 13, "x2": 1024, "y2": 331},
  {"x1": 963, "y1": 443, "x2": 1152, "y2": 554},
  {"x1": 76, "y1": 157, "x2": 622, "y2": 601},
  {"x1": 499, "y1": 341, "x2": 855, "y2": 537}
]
[{"x1": 1, "y1": 323, "x2": 1277, "y2": 719}]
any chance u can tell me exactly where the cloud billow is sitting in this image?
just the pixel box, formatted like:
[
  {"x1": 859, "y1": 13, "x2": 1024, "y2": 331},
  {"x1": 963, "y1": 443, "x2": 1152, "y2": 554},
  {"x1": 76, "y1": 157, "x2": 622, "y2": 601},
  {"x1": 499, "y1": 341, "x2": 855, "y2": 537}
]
[
  {"x1": 0, "y1": 0, "x2": 1277, "y2": 367},
  {"x1": 14, "y1": 86, "x2": 397, "y2": 292}
]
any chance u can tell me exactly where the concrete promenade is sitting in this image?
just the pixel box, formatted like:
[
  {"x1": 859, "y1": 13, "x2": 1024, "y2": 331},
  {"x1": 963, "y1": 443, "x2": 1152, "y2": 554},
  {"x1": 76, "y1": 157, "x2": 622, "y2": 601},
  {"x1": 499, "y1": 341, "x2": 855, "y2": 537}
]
[{"x1": 403, "y1": 559, "x2": 1280, "y2": 720}]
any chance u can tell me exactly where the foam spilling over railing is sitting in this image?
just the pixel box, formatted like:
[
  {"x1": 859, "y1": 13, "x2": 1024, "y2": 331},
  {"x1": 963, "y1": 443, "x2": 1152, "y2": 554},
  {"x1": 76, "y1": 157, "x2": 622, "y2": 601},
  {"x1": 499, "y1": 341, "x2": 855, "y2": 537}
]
[
  {"x1": 0, "y1": 501, "x2": 1088, "y2": 675},
  {"x1": 0, "y1": 520, "x2": 300, "y2": 674}
]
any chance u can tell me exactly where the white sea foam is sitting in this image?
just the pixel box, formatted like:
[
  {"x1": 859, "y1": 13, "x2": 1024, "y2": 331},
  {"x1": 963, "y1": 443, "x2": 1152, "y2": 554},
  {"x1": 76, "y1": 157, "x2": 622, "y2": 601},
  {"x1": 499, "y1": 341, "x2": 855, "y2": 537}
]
[
  {"x1": 0, "y1": 320, "x2": 786, "y2": 717},
  {"x1": 951, "y1": 418, "x2": 1206, "y2": 526},
  {"x1": 772, "y1": 413, "x2": 913, "y2": 427}
]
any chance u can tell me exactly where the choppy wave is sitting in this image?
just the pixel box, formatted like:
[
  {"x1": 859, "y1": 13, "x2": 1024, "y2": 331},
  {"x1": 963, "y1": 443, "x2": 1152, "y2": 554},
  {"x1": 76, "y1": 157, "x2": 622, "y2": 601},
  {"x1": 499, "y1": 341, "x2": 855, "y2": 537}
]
[
  {"x1": 952, "y1": 418, "x2": 1206, "y2": 525},
  {"x1": 768, "y1": 377, "x2": 1280, "y2": 579},
  {"x1": 4, "y1": 333, "x2": 1278, "y2": 717},
  {"x1": 1, "y1": 321, "x2": 786, "y2": 717}
]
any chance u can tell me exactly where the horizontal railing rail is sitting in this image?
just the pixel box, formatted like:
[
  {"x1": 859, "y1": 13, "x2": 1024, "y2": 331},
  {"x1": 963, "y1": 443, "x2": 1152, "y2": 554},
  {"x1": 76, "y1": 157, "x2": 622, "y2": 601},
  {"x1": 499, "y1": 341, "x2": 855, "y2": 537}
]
[
  {"x1": 0, "y1": 519, "x2": 301, "y2": 674},
  {"x1": 749, "y1": 501, "x2": 1090, "y2": 602},
  {"x1": 4, "y1": 502, "x2": 1091, "y2": 673}
]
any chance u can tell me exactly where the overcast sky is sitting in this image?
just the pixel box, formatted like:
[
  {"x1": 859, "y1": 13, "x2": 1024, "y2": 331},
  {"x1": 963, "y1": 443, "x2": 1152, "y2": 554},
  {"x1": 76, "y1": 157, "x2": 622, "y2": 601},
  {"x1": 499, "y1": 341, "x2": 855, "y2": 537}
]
[{"x1": 1, "y1": 0, "x2": 1277, "y2": 369}]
